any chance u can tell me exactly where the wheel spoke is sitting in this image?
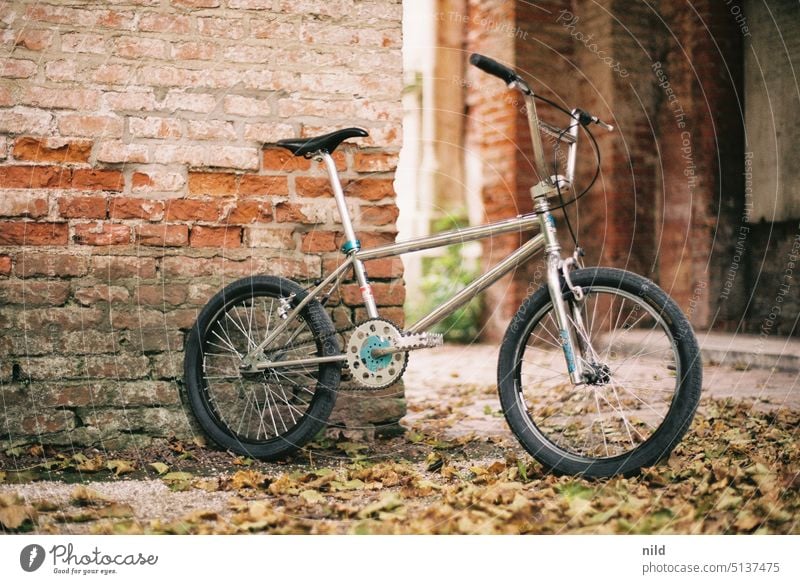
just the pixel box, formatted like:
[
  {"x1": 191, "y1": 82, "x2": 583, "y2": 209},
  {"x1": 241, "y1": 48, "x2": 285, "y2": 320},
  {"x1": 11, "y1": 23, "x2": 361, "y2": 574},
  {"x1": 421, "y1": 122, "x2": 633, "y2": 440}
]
[
  {"x1": 516, "y1": 283, "x2": 683, "y2": 461},
  {"x1": 195, "y1": 286, "x2": 335, "y2": 446}
]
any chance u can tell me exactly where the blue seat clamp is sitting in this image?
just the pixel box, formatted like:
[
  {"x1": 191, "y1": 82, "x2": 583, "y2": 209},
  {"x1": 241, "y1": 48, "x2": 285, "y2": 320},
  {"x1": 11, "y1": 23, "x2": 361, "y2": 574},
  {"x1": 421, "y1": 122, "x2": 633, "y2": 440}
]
[{"x1": 341, "y1": 239, "x2": 361, "y2": 254}]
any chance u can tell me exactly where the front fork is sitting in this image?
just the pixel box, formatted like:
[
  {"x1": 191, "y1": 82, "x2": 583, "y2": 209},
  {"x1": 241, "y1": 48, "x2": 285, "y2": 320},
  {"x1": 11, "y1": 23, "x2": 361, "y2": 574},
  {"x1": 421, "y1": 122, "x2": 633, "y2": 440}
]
[{"x1": 535, "y1": 191, "x2": 587, "y2": 385}]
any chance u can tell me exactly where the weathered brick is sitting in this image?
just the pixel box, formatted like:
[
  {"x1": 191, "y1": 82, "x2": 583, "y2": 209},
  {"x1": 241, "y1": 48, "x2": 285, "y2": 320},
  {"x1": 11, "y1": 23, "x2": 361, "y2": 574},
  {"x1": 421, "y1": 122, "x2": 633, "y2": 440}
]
[
  {"x1": 90, "y1": 255, "x2": 156, "y2": 279},
  {"x1": 57, "y1": 114, "x2": 124, "y2": 138},
  {"x1": 363, "y1": 257, "x2": 404, "y2": 279},
  {"x1": 9, "y1": 307, "x2": 104, "y2": 337},
  {"x1": 12, "y1": 137, "x2": 92, "y2": 164},
  {"x1": 152, "y1": 144, "x2": 258, "y2": 170},
  {"x1": 190, "y1": 225, "x2": 242, "y2": 248},
  {"x1": 136, "y1": 224, "x2": 189, "y2": 247},
  {"x1": 359, "y1": 231, "x2": 396, "y2": 248},
  {"x1": 91, "y1": 63, "x2": 133, "y2": 84},
  {"x1": 109, "y1": 197, "x2": 165, "y2": 221},
  {"x1": 74, "y1": 284, "x2": 130, "y2": 306},
  {"x1": 163, "y1": 199, "x2": 221, "y2": 222},
  {"x1": 354, "y1": 150, "x2": 399, "y2": 172},
  {"x1": 0, "y1": 280, "x2": 71, "y2": 306},
  {"x1": 188, "y1": 171, "x2": 238, "y2": 196},
  {"x1": 70, "y1": 169, "x2": 124, "y2": 192},
  {"x1": 223, "y1": 200, "x2": 273, "y2": 224},
  {"x1": 101, "y1": 91, "x2": 157, "y2": 112},
  {"x1": 275, "y1": 202, "x2": 325, "y2": 224},
  {"x1": 135, "y1": 284, "x2": 188, "y2": 306},
  {"x1": 94, "y1": 141, "x2": 149, "y2": 164},
  {"x1": 197, "y1": 16, "x2": 246, "y2": 39},
  {"x1": 243, "y1": 122, "x2": 295, "y2": 142},
  {"x1": 74, "y1": 222, "x2": 131, "y2": 246},
  {"x1": 0, "y1": 58, "x2": 37, "y2": 78},
  {"x1": 111, "y1": 36, "x2": 167, "y2": 59},
  {"x1": 44, "y1": 60, "x2": 81, "y2": 82},
  {"x1": 0, "y1": 165, "x2": 70, "y2": 189},
  {"x1": 346, "y1": 178, "x2": 395, "y2": 200},
  {"x1": 135, "y1": 65, "x2": 198, "y2": 88},
  {"x1": 171, "y1": 41, "x2": 217, "y2": 61},
  {"x1": 131, "y1": 169, "x2": 185, "y2": 192},
  {"x1": 129, "y1": 116, "x2": 182, "y2": 139},
  {"x1": 359, "y1": 204, "x2": 399, "y2": 226},
  {"x1": 354, "y1": 306, "x2": 405, "y2": 325},
  {"x1": 342, "y1": 281, "x2": 405, "y2": 306},
  {"x1": 0, "y1": 192, "x2": 49, "y2": 218},
  {"x1": 295, "y1": 177, "x2": 334, "y2": 197},
  {"x1": 0, "y1": 256, "x2": 11, "y2": 276},
  {"x1": 20, "y1": 410, "x2": 76, "y2": 434},
  {"x1": 227, "y1": 0, "x2": 272, "y2": 8},
  {"x1": 60, "y1": 32, "x2": 106, "y2": 54},
  {"x1": 58, "y1": 196, "x2": 108, "y2": 219},
  {"x1": 22, "y1": 86, "x2": 99, "y2": 110},
  {"x1": 0, "y1": 106, "x2": 52, "y2": 135},
  {"x1": 223, "y1": 95, "x2": 271, "y2": 117},
  {"x1": 187, "y1": 120, "x2": 236, "y2": 140},
  {"x1": 15, "y1": 252, "x2": 89, "y2": 277},
  {"x1": 251, "y1": 18, "x2": 297, "y2": 39},
  {"x1": 174, "y1": 0, "x2": 221, "y2": 7},
  {"x1": 243, "y1": 226, "x2": 295, "y2": 249},
  {"x1": 162, "y1": 91, "x2": 217, "y2": 113},
  {"x1": 262, "y1": 147, "x2": 311, "y2": 171},
  {"x1": 85, "y1": 354, "x2": 151, "y2": 379},
  {"x1": 138, "y1": 12, "x2": 191, "y2": 34},
  {"x1": 300, "y1": 230, "x2": 338, "y2": 253},
  {"x1": 239, "y1": 174, "x2": 289, "y2": 196},
  {"x1": 8, "y1": 28, "x2": 54, "y2": 51},
  {"x1": 0, "y1": 222, "x2": 68, "y2": 245}
]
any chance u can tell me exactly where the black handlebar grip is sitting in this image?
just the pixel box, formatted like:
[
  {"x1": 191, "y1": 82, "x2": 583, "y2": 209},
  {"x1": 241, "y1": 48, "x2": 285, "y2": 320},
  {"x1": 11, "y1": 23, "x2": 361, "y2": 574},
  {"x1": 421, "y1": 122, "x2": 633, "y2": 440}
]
[{"x1": 469, "y1": 53, "x2": 518, "y2": 85}]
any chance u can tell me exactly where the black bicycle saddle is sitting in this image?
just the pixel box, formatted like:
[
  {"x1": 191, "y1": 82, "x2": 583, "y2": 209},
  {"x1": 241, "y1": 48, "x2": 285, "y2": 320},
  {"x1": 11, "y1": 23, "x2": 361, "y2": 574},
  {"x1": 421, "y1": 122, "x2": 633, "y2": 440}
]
[{"x1": 276, "y1": 127, "x2": 369, "y2": 157}]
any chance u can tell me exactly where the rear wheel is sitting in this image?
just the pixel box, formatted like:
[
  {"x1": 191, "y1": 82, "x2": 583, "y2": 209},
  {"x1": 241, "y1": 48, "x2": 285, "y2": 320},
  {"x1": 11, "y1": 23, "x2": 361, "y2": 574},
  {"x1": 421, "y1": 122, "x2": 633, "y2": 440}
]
[
  {"x1": 184, "y1": 276, "x2": 340, "y2": 460},
  {"x1": 497, "y1": 267, "x2": 702, "y2": 477}
]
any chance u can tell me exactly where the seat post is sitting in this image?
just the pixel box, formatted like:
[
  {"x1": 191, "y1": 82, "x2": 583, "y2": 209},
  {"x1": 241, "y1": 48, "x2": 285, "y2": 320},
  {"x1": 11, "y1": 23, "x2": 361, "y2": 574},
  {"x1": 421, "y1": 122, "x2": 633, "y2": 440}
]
[{"x1": 318, "y1": 151, "x2": 378, "y2": 319}]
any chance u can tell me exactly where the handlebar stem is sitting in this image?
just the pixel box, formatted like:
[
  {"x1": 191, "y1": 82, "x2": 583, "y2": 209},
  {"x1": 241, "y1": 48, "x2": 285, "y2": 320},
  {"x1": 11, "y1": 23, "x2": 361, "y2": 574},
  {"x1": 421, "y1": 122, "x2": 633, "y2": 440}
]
[{"x1": 521, "y1": 90, "x2": 553, "y2": 187}]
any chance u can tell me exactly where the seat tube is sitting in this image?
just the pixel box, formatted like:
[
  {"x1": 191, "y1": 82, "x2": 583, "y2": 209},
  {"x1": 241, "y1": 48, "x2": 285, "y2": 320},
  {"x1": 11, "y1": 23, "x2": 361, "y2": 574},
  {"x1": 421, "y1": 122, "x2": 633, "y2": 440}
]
[
  {"x1": 320, "y1": 152, "x2": 378, "y2": 319},
  {"x1": 534, "y1": 193, "x2": 584, "y2": 384}
]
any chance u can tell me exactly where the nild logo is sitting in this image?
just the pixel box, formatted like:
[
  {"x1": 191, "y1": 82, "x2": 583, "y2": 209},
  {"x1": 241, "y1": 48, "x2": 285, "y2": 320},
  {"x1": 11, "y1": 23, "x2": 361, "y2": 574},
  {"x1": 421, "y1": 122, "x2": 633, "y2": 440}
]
[{"x1": 20, "y1": 544, "x2": 46, "y2": 572}]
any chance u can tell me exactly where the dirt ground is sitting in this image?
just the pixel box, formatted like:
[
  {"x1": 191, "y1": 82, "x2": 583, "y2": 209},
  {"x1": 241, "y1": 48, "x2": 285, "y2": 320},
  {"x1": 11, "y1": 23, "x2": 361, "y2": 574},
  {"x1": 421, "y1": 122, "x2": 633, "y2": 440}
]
[{"x1": 1, "y1": 345, "x2": 798, "y2": 534}]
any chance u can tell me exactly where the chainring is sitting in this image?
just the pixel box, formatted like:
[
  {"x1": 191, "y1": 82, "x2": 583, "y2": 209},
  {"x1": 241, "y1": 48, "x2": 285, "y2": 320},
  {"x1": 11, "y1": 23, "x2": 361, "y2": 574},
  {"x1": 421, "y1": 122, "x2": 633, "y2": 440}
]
[{"x1": 346, "y1": 318, "x2": 408, "y2": 389}]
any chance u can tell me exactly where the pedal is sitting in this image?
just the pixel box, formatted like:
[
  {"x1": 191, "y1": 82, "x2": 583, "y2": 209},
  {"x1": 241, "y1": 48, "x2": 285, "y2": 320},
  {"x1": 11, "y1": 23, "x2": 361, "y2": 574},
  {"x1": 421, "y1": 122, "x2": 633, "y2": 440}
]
[
  {"x1": 369, "y1": 331, "x2": 443, "y2": 358},
  {"x1": 397, "y1": 331, "x2": 444, "y2": 351}
]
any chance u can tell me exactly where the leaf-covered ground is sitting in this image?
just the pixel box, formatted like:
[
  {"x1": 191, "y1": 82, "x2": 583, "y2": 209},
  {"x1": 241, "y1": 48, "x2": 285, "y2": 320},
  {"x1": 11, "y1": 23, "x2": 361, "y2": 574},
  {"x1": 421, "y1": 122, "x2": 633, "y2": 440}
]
[{"x1": 1, "y1": 395, "x2": 797, "y2": 535}]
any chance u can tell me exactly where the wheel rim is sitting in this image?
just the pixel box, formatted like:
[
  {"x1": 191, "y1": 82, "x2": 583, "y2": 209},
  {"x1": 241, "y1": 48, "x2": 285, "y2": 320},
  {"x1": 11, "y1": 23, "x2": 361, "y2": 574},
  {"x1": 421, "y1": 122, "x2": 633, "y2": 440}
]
[
  {"x1": 199, "y1": 292, "x2": 324, "y2": 444},
  {"x1": 515, "y1": 285, "x2": 681, "y2": 462}
]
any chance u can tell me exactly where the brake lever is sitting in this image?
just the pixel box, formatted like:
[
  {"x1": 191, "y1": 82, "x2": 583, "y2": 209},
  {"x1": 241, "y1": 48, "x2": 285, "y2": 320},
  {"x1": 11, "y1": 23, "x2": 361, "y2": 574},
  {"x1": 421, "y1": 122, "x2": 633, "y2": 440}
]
[{"x1": 575, "y1": 108, "x2": 615, "y2": 132}]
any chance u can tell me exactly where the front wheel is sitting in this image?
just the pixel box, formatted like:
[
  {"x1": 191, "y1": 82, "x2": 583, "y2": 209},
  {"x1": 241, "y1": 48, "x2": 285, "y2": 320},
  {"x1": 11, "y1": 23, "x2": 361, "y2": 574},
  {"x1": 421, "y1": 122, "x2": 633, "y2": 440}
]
[
  {"x1": 184, "y1": 275, "x2": 341, "y2": 460},
  {"x1": 498, "y1": 267, "x2": 702, "y2": 477}
]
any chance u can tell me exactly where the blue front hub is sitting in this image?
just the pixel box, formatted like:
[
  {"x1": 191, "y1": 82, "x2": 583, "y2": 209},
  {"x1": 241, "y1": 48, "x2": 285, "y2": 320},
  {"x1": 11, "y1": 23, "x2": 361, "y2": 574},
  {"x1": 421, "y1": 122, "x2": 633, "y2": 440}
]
[{"x1": 359, "y1": 335, "x2": 392, "y2": 372}]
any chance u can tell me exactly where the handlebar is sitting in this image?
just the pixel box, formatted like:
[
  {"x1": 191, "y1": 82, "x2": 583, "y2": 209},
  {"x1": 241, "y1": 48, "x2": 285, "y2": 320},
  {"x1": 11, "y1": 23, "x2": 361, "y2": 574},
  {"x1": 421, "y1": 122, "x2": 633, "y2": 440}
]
[
  {"x1": 469, "y1": 52, "x2": 613, "y2": 193},
  {"x1": 468, "y1": 53, "x2": 521, "y2": 86}
]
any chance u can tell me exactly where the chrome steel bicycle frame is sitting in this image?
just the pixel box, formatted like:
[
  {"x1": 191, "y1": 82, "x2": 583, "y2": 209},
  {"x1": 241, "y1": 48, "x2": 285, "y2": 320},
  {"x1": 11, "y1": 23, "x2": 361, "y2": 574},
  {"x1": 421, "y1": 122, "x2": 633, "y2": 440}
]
[
  {"x1": 243, "y1": 211, "x2": 546, "y2": 371},
  {"x1": 244, "y1": 89, "x2": 587, "y2": 385}
]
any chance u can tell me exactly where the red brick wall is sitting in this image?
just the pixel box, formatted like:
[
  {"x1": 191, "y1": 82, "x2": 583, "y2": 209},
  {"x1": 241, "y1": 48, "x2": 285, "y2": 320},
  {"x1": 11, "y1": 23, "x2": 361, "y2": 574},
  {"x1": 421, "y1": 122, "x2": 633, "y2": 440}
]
[
  {"x1": 0, "y1": 0, "x2": 404, "y2": 449},
  {"x1": 463, "y1": 0, "x2": 759, "y2": 337}
]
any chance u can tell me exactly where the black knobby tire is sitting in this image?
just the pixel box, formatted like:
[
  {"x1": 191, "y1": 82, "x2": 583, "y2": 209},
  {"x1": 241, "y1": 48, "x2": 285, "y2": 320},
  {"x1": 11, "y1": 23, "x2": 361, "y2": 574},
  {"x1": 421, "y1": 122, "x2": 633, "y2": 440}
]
[
  {"x1": 497, "y1": 267, "x2": 702, "y2": 477},
  {"x1": 184, "y1": 275, "x2": 341, "y2": 460}
]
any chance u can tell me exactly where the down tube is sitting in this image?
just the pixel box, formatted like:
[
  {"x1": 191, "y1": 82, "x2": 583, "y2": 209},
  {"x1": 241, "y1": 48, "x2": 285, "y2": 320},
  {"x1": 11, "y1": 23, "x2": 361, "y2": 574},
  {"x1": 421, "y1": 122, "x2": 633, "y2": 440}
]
[{"x1": 407, "y1": 233, "x2": 545, "y2": 334}]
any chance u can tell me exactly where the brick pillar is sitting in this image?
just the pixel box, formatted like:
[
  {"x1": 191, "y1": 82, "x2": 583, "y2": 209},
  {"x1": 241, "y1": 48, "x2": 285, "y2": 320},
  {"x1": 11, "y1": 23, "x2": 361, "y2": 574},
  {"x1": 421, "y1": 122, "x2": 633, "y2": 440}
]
[
  {"x1": 655, "y1": 1, "x2": 744, "y2": 329},
  {"x1": 0, "y1": 0, "x2": 404, "y2": 449},
  {"x1": 464, "y1": 0, "x2": 521, "y2": 342}
]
